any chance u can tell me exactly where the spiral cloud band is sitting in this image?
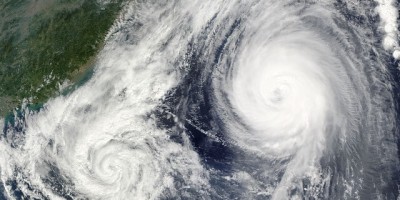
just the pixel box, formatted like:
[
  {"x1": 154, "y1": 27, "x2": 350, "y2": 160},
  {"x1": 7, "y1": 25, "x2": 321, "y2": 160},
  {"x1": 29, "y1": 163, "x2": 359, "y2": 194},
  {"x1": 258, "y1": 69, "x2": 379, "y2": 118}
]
[
  {"x1": 210, "y1": 3, "x2": 372, "y2": 198},
  {"x1": 1, "y1": 0, "x2": 399, "y2": 199}
]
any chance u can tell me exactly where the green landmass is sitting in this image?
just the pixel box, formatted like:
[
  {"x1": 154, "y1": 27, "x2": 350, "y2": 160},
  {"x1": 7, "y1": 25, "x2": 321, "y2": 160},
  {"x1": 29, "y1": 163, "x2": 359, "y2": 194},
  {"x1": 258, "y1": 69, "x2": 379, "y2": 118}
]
[{"x1": 0, "y1": 0, "x2": 123, "y2": 116}]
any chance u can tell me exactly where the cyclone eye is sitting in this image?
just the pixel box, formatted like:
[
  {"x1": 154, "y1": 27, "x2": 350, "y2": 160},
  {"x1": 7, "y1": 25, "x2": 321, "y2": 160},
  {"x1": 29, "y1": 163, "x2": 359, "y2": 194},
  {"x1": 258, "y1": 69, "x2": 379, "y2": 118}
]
[{"x1": 0, "y1": 1, "x2": 399, "y2": 200}]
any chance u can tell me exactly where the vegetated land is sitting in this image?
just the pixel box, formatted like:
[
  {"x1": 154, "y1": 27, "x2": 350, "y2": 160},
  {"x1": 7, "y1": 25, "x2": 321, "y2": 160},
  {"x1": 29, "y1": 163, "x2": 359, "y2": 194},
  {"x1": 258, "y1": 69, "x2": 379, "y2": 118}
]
[{"x1": 0, "y1": 0, "x2": 123, "y2": 116}]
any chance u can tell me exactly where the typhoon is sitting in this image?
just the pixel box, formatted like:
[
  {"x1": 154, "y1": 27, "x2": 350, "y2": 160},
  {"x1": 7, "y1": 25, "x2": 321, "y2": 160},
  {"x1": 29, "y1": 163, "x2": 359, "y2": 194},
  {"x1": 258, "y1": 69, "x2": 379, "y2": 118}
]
[{"x1": 1, "y1": 0, "x2": 400, "y2": 199}]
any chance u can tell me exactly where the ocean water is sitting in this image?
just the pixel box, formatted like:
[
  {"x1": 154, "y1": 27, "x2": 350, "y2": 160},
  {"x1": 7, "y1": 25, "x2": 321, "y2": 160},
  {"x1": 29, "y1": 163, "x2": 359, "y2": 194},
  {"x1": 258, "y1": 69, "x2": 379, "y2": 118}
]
[{"x1": 1, "y1": 0, "x2": 399, "y2": 199}]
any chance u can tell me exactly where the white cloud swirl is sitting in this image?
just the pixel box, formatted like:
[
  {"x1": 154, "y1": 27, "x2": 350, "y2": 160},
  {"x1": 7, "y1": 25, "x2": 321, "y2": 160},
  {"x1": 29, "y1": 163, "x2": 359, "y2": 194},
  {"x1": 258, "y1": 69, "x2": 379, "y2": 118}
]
[
  {"x1": 0, "y1": 1, "x2": 211, "y2": 199},
  {"x1": 0, "y1": 0, "x2": 398, "y2": 199}
]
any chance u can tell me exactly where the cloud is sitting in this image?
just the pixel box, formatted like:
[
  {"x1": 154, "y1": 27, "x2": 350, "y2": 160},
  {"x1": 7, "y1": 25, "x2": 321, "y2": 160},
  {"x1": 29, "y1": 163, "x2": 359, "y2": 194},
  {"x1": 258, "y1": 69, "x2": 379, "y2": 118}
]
[{"x1": 375, "y1": 0, "x2": 400, "y2": 60}]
